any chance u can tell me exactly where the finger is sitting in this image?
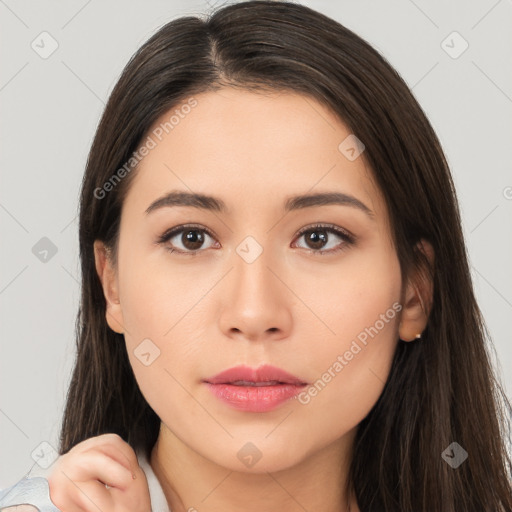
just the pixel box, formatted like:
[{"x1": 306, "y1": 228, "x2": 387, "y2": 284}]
[
  {"x1": 71, "y1": 480, "x2": 115, "y2": 512},
  {"x1": 105, "y1": 470, "x2": 151, "y2": 512},
  {"x1": 72, "y1": 473, "x2": 147, "y2": 512},
  {"x1": 59, "y1": 450, "x2": 134, "y2": 491},
  {"x1": 83, "y1": 434, "x2": 140, "y2": 476}
]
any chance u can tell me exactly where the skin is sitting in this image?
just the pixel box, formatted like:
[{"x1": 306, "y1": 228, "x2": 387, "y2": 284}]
[{"x1": 94, "y1": 88, "x2": 433, "y2": 512}]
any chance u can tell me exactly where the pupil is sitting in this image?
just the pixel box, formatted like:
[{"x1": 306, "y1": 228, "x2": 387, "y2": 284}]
[
  {"x1": 183, "y1": 230, "x2": 204, "y2": 250},
  {"x1": 307, "y1": 230, "x2": 327, "y2": 249}
]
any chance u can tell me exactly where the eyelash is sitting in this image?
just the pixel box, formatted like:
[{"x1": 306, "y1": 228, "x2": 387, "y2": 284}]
[{"x1": 156, "y1": 223, "x2": 355, "y2": 256}]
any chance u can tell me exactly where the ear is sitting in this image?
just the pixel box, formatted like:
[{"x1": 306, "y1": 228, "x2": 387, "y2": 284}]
[
  {"x1": 398, "y1": 239, "x2": 434, "y2": 342},
  {"x1": 93, "y1": 240, "x2": 125, "y2": 334}
]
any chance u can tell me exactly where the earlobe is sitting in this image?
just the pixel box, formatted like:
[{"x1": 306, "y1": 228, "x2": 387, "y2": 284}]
[
  {"x1": 398, "y1": 239, "x2": 435, "y2": 342},
  {"x1": 93, "y1": 240, "x2": 124, "y2": 334}
]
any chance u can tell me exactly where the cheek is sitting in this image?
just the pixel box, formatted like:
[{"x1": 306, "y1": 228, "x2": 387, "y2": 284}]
[
  {"x1": 295, "y1": 241, "x2": 401, "y2": 343},
  {"x1": 118, "y1": 267, "x2": 205, "y2": 423},
  {"x1": 118, "y1": 243, "x2": 205, "y2": 340},
  {"x1": 115, "y1": 248, "x2": 205, "y2": 400},
  {"x1": 294, "y1": 248, "x2": 402, "y2": 408}
]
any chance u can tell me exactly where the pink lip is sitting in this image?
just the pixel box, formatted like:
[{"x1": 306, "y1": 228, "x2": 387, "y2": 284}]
[{"x1": 204, "y1": 364, "x2": 308, "y2": 412}]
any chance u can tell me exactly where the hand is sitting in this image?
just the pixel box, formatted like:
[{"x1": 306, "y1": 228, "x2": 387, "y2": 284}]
[{"x1": 46, "y1": 433, "x2": 151, "y2": 512}]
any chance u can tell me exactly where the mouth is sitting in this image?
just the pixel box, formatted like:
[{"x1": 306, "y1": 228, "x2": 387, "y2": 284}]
[{"x1": 203, "y1": 364, "x2": 308, "y2": 412}]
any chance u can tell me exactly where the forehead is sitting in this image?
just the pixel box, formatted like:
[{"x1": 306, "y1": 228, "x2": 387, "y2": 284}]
[{"x1": 123, "y1": 88, "x2": 385, "y2": 221}]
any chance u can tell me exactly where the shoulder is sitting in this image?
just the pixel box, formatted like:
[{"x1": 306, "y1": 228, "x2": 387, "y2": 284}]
[
  {"x1": 1, "y1": 507, "x2": 39, "y2": 511},
  {"x1": 0, "y1": 474, "x2": 61, "y2": 512}
]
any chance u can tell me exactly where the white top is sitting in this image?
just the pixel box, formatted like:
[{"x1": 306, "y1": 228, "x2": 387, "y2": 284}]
[{"x1": 136, "y1": 448, "x2": 171, "y2": 512}]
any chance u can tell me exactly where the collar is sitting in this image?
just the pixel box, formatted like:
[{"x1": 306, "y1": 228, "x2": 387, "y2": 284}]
[{"x1": 137, "y1": 448, "x2": 171, "y2": 512}]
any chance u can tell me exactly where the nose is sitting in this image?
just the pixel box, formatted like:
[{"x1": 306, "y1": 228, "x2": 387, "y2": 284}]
[{"x1": 218, "y1": 244, "x2": 293, "y2": 343}]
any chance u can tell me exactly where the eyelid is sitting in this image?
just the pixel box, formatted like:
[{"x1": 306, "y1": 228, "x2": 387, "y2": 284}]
[
  {"x1": 157, "y1": 223, "x2": 217, "y2": 242},
  {"x1": 294, "y1": 222, "x2": 354, "y2": 241}
]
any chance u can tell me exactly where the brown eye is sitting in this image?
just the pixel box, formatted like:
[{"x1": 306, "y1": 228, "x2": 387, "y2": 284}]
[
  {"x1": 181, "y1": 229, "x2": 206, "y2": 251},
  {"x1": 157, "y1": 225, "x2": 217, "y2": 254},
  {"x1": 293, "y1": 224, "x2": 354, "y2": 255},
  {"x1": 302, "y1": 229, "x2": 329, "y2": 250}
]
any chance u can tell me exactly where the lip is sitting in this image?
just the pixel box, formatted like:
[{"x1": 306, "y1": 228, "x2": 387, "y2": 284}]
[
  {"x1": 205, "y1": 364, "x2": 307, "y2": 385},
  {"x1": 204, "y1": 364, "x2": 308, "y2": 412}
]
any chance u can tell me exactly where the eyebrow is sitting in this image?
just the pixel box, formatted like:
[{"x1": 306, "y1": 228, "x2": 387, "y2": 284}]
[{"x1": 145, "y1": 190, "x2": 374, "y2": 219}]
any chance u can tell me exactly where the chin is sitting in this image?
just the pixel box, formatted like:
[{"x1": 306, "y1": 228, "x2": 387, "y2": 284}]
[{"x1": 203, "y1": 437, "x2": 314, "y2": 475}]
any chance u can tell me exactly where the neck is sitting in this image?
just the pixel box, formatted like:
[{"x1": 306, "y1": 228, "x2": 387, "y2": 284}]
[{"x1": 149, "y1": 424, "x2": 359, "y2": 512}]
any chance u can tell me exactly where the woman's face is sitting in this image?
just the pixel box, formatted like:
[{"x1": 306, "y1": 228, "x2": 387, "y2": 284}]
[{"x1": 97, "y1": 88, "x2": 405, "y2": 472}]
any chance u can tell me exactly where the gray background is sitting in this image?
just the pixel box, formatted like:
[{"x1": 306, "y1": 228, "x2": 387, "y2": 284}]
[{"x1": 1, "y1": 0, "x2": 511, "y2": 487}]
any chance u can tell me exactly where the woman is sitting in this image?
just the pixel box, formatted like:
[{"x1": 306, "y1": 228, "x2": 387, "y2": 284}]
[{"x1": 1, "y1": 1, "x2": 511, "y2": 511}]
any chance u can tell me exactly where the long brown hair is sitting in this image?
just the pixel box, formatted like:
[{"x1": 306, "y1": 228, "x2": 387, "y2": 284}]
[{"x1": 59, "y1": 1, "x2": 512, "y2": 510}]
